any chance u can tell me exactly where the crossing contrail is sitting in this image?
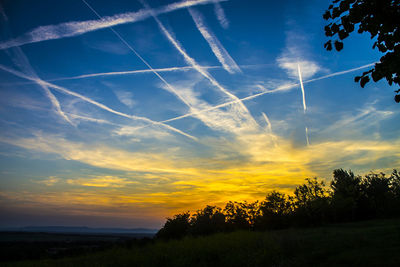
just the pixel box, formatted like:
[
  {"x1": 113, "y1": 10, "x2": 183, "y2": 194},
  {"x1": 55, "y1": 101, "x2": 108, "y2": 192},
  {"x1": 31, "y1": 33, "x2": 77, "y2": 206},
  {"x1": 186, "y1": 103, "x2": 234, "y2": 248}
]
[
  {"x1": 81, "y1": 0, "x2": 193, "y2": 109},
  {"x1": 140, "y1": 0, "x2": 258, "y2": 129},
  {"x1": 0, "y1": 64, "x2": 197, "y2": 141}
]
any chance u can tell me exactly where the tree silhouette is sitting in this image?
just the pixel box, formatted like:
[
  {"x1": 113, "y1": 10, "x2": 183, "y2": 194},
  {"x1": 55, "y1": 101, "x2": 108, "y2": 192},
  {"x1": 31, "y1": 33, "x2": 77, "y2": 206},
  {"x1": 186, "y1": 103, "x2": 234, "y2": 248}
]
[
  {"x1": 360, "y1": 172, "x2": 393, "y2": 218},
  {"x1": 157, "y1": 168, "x2": 400, "y2": 240},
  {"x1": 156, "y1": 212, "x2": 191, "y2": 240},
  {"x1": 330, "y1": 169, "x2": 362, "y2": 221},
  {"x1": 257, "y1": 191, "x2": 292, "y2": 229},
  {"x1": 190, "y1": 205, "x2": 225, "y2": 236},
  {"x1": 323, "y1": 0, "x2": 400, "y2": 102},
  {"x1": 292, "y1": 178, "x2": 330, "y2": 225},
  {"x1": 223, "y1": 201, "x2": 251, "y2": 230}
]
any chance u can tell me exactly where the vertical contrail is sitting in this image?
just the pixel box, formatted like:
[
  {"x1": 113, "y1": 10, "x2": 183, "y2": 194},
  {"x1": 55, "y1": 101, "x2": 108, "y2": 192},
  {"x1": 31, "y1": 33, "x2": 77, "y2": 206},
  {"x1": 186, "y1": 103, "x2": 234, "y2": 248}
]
[
  {"x1": 261, "y1": 112, "x2": 272, "y2": 134},
  {"x1": 305, "y1": 127, "x2": 310, "y2": 146},
  {"x1": 297, "y1": 63, "x2": 307, "y2": 113},
  {"x1": 297, "y1": 63, "x2": 309, "y2": 146},
  {"x1": 262, "y1": 112, "x2": 278, "y2": 147}
]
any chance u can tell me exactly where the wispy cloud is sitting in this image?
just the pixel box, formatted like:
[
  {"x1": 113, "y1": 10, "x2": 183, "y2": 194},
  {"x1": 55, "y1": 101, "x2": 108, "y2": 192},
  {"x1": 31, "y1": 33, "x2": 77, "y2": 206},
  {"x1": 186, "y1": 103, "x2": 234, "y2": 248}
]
[
  {"x1": 278, "y1": 57, "x2": 320, "y2": 80},
  {"x1": 0, "y1": 132, "x2": 198, "y2": 174},
  {"x1": 0, "y1": 3, "x2": 8, "y2": 21},
  {"x1": 318, "y1": 102, "x2": 396, "y2": 141},
  {"x1": 114, "y1": 90, "x2": 136, "y2": 108},
  {"x1": 35, "y1": 176, "x2": 60, "y2": 186},
  {"x1": 0, "y1": 0, "x2": 227, "y2": 50},
  {"x1": 188, "y1": 7, "x2": 240, "y2": 73},
  {"x1": 114, "y1": 125, "x2": 172, "y2": 140},
  {"x1": 158, "y1": 76, "x2": 258, "y2": 135},
  {"x1": 0, "y1": 64, "x2": 197, "y2": 141},
  {"x1": 213, "y1": 2, "x2": 229, "y2": 29},
  {"x1": 277, "y1": 29, "x2": 321, "y2": 80},
  {"x1": 67, "y1": 176, "x2": 138, "y2": 188}
]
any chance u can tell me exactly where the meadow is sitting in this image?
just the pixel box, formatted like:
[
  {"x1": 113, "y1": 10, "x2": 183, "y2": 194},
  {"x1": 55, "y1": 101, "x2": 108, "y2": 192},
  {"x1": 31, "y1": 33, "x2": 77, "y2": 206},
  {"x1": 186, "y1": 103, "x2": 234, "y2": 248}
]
[{"x1": 4, "y1": 218, "x2": 400, "y2": 267}]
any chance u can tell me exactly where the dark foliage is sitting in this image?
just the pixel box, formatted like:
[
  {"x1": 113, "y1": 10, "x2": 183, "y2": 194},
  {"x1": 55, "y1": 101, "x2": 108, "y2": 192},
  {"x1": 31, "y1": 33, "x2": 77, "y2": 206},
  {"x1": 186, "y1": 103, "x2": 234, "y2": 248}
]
[
  {"x1": 190, "y1": 205, "x2": 226, "y2": 236},
  {"x1": 156, "y1": 168, "x2": 400, "y2": 240},
  {"x1": 255, "y1": 191, "x2": 291, "y2": 229},
  {"x1": 323, "y1": 0, "x2": 400, "y2": 102},
  {"x1": 330, "y1": 169, "x2": 362, "y2": 221},
  {"x1": 156, "y1": 212, "x2": 191, "y2": 240},
  {"x1": 292, "y1": 178, "x2": 330, "y2": 226}
]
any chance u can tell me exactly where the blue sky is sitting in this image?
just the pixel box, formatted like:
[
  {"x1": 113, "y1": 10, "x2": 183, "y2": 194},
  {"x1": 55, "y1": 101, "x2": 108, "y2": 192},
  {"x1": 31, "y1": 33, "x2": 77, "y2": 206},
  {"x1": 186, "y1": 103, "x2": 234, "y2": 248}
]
[{"x1": 0, "y1": 0, "x2": 399, "y2": 228}]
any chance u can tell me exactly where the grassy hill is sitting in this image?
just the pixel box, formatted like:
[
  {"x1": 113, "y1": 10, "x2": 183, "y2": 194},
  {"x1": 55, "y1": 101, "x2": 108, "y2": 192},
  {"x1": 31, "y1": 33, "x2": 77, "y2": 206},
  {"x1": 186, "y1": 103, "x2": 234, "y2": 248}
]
[{"x1": 5, "y1": 218, "x2": 400, "y2": 267}]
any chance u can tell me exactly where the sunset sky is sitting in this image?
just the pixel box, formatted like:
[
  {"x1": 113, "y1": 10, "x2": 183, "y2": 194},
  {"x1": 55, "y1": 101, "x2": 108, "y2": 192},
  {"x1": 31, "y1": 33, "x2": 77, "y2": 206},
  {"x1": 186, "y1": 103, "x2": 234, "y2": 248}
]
[{"x1": 0, "y1": 0, "x2": 399, "y2": 228}]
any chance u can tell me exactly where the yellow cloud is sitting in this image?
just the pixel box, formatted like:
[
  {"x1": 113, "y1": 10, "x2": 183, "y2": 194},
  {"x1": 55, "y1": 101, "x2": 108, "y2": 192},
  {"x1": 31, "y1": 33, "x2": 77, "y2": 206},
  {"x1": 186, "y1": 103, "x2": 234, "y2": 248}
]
[{"x1": 1, "y1": 129, "x2": 399, "y2": 221}]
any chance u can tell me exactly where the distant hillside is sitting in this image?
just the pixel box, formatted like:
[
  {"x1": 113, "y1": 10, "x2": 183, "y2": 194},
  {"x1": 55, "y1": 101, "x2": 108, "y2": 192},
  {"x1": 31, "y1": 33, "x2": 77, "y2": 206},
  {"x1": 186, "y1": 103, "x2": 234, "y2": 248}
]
[{"x1": 1, "y1": 226, "x2": 158, "y2": 234}]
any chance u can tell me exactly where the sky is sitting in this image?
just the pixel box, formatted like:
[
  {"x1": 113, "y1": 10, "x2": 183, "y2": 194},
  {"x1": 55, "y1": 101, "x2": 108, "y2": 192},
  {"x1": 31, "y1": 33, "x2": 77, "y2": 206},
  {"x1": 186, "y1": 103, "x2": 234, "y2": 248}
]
[{"x1": 0, "y1": 0, "x2": 399, "y2": 229}]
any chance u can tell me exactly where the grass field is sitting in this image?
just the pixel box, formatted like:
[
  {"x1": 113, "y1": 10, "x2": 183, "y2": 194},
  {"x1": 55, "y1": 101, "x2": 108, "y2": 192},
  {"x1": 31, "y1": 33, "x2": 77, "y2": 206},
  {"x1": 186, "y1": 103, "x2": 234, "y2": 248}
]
[{"x1": 5, "y1": 218, "x2": 400, "y2": 267}]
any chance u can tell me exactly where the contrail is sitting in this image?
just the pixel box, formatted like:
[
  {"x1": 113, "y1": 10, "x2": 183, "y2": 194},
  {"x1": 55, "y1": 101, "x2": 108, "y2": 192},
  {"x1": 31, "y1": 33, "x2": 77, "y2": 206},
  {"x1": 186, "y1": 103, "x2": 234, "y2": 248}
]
[
  {"x1": 261, "y1": 112, "x2": 273, "y2": 134},
  {"x1": 305, "y1": 62, "x2": 377, "y2": 84},
  {"x1": 140, "y1": 0, "x2": 257, "y2": 127},
  {"x1": 157, "y1": 63, "x2": 374, "y2": 127},
  {"x1": 8, "y1": 62, "x2": 368, "y2": 85},
  {"x1": 1, "y1": 17, "x2": 73, "y2": 126},
  {"x1": 297, "y1": 63, "x2": 307, "y2": 113},
  {"x1": 48, "y1": 66, "x2": 221, "y2": 82},
  {"x1": 188, "y1": 7, "x2": 240, "y2": 73},
  {"x1": 0, "y1": 0, "x2": 227, "y2": 50},
  {"x1": 262, "y1": 112, "x2": 278, "y2": 147},
  {"x1": 297, "y1": 63, "x2": 309, "y2": 146},
  {"x1": 213, "y1": 2, "x2": 229, "y2": 29},
  {"x1": 1, "y1": 64, "x2": 269, "y2": 85},
  {"x1": 305, "y1": 126, "x2": 310, "y2": 146},
  {"x1": 0, "y1": 64, "x2": 197, "y2": 141},
  {"x1": 81, "y1": 0, "x2": 193, "y2": 109},
  {"x1": 67, "y1": 113, "x2": 119, "y2": 126}
]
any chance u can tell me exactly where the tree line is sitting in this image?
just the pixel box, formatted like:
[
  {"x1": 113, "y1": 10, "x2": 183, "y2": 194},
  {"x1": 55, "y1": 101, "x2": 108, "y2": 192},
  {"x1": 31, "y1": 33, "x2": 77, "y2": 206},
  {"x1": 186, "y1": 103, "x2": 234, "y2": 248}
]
[{"x1": 156, "y1": 169, "x2": 400, "y2": 240}]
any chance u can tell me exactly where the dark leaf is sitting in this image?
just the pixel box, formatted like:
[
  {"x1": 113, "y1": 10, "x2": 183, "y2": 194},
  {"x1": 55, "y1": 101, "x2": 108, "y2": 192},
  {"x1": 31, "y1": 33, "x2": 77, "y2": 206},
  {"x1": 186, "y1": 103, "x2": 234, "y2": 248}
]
[
  {"x1": 334, "y1": 40, "x2": 344, "y2": 51},
  {"x1": 338, "y1": 29, "x2": 349, "y2": 40},
  {"x1": 360, "y1": 76, "x2": 370, "y2": 88},
  {"x1": 323, "y1": 10, "x2": 331, "y2": 20},
  {"x1": 324, "y1": 26, "x2": 333, "y2": 36},
  {"x1": 395, "y1": 94, "x2": 400, "y2": 103},
  {"x1": 332, "y1": 7, "x2": 341, "y2": 18},
  {"x1": 331, "y1": 23, "x2": 340, "y2": 33},
  {"x1": 324, "y1": 40, "x2": 333, "y2": 51}
]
